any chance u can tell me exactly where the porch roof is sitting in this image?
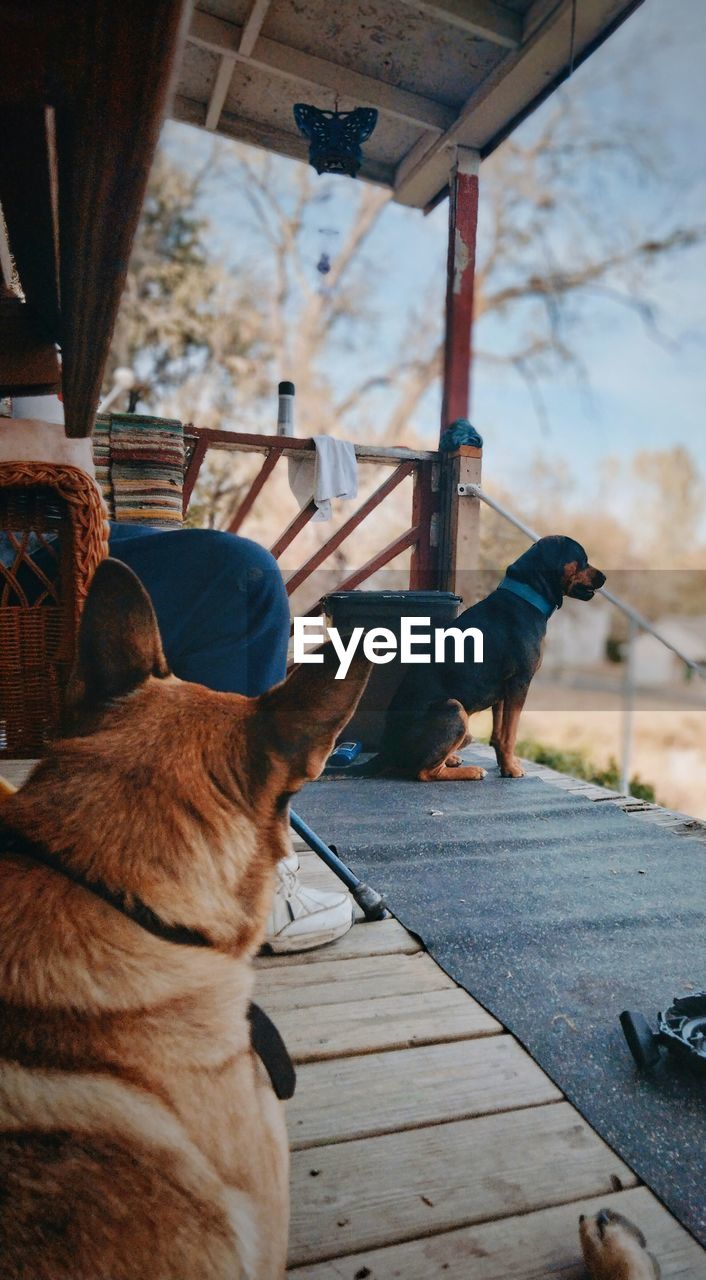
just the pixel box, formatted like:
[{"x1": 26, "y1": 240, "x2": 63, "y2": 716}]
[{"x1": 173, "y1": 0, "x2": 644, "y2": 209}]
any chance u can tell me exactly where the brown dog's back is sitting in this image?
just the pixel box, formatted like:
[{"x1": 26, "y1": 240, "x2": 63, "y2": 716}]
[
  {"x1": 1, "y1": 1125, "x2": 238, "y2": 1280},
  {"x1": 0, "y1": 1052, "x2": 258, "y2": 1279}
]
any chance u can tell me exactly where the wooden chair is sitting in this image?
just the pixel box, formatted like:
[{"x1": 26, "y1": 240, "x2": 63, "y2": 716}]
[
  {"x1": 0, "y1": 461, "x2": 107, "y2": 758},
  {"x1": 0, "y1": 411, "x2": 180, "y2": 758}
]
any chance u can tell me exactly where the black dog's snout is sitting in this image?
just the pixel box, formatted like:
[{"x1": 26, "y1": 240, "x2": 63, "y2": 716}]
[{"x1": 593, "y1": 570, "x2": 606, "y2": 589}]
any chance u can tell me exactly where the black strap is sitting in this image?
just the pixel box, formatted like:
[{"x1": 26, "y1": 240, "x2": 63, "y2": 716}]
[
  {"x1": 0, "y1": 822, "x2": 297, "y2": 1097},
  {"x1": 0, "y1": 822, "x2": 210, "y2": 947},
  {"x1": 248, "y1": 1003, "x2": 297, "y2": 1100}
]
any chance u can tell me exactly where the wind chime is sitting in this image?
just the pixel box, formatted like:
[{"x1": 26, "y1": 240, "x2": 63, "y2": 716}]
[
  {"x1": 293, "y1": 98, "x2": 378, "y2": 292},
  {"x1": 293, "y1": 101, "x2": 378, "y2": 178},
  {"x1": 315, "y1": 225, "x2": 339, "y2": 295}
]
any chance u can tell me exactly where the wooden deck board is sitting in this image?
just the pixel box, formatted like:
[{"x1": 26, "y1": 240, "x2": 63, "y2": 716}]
[
  {"x1": 257, "y1": 918, "x2": 421, "y2": 967},
  {"x1": 271, "y1": 988, "x2": 500, "y2": 1062},
  {"x1": 287, "y1": 1036, "x2": 561, "y2": 1150},
  {"x1": 262, "y1": 845, "x2": 704, "y2": 1276},
  {"x1": 288, "y1": 1102, "x2": 636, "y2": 1266},
  {"x1": 288, "y1": 1187, "x2": 706, "y2": 1279},
  {"x1": 255, "y1": 951, "x2": 456, "y2": 1009}
]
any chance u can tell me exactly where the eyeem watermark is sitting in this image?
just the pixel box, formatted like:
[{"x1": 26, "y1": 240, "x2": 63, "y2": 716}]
[{"x1": 293, "y1": 616, "x2": 484, "y2": 679}]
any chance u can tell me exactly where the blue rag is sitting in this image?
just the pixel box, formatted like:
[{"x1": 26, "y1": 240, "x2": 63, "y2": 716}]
[{"x1": 439, "y1": 420, "x2": 484, "y2": 452}]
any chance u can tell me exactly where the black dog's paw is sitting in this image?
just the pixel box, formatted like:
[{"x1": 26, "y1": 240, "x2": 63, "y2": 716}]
[
  {"x1": 499, "y1": 757, "x2": 525, "y2": 778},
  {"x1": 579, "y1": 1208, "x2": 660, "y2": 1279}
]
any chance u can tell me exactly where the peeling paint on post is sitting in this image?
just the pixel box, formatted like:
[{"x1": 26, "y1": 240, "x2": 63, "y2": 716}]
[{"x1": 441, "y1": 148, "x2": 480, "y2": 437}]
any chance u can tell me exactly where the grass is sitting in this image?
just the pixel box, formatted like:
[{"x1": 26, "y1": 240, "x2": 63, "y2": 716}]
[{"x1": 515, "y1": 738, "x2": 656, "y2": 802}]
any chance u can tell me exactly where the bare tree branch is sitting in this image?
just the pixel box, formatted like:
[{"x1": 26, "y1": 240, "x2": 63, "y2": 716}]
[{"x1": 113, "y1": 93, "x2": 706, "y2": 522}]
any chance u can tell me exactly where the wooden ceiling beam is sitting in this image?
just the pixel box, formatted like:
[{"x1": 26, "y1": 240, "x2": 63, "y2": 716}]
[
  {"x1": 205, "y1": 56, "x2": 237, "y2": 130},
  {"x1": 393, "y1": 0, "x2": 647, "y2": 208},
  {"x1": 205, "y1": 0, "x2": 274, "y2": 131},
  {"x1": 393, "y1": 0, "x2": 568, "y2": 205},
  {"x1": 239, "y1": 0, "x2": 274, "y2": 57},
  {"x1": 394, "y1": 0, "x2": 522, "y2": 48},
  {"x1": 189, "y1": 11, "x2": 455, "y2": 133}
]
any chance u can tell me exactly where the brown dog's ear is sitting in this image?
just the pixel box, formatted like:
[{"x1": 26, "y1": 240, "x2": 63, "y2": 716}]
[
  {"x1": 68, "y1": 558, "x2": 169, "y2": 711},
  {"x1": 256, "y1": 644, "x2": 371, "y2": 791}
]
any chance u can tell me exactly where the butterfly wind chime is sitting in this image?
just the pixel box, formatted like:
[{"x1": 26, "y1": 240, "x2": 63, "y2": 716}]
[{"x1": 293, "y1": 102, "x2": 378, "y2": 177}]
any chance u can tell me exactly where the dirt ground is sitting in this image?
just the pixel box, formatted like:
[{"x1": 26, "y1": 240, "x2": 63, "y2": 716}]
[{"x1": 470, "y1": 676, "x2": 706, "y2": 821}]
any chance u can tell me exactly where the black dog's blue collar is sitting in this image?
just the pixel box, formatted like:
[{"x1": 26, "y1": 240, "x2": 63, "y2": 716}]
[{"x1": 498, "y1": 577, "x2": 556, "y2": 618}]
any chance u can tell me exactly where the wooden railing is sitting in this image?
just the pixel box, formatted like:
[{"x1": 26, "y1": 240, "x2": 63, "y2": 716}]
[{"x1": 183, "y1": 429, "x2": 466, "y2": 608}]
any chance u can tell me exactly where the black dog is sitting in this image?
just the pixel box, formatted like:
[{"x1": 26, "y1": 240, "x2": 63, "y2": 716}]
[{"x1": 371, "y1": 536, "x2": 605, "y2": 782}]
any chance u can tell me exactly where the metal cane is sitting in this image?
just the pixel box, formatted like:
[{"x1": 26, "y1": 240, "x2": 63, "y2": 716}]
[{"x1": 289, "y1": 809, "x2": 387, "y2": 921}]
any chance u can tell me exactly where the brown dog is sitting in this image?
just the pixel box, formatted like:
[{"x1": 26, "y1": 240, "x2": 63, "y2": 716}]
[
  {"x1": 580, "y1": 1208, "x2": 661, "y2": 1279},
  {"x1": 0, "y1": 559, "x2": 370, "y2": 1280}
]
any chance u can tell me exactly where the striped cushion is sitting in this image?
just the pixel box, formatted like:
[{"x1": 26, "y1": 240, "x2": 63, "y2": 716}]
[{"x1": 94, "y1": 413, "x2": 184, "y2": 526}]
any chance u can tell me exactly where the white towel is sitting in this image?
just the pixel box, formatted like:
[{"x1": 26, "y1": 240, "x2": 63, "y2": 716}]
[{"x1": 288, "y1": 435, "x2": 358, "y2": 522}]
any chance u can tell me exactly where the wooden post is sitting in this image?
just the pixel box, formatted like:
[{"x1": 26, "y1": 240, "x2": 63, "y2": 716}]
[
  {"x1": 441, "y1": 147, "x2": 480, "y2": 432},
  {"x1": 439, "y1": 147, "x2": 482, "y2": 602},
  {"x1": 409, "y1": 458, "x2": 441, "y2": 590},
  {"x1": 439, "y1": 446, "x2": 482, "y2": 603}
]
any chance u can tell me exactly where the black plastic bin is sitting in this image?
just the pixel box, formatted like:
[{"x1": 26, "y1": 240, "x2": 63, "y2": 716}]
[{"x1": 323, "y1": 590, "x2": 461, "y2": 750}]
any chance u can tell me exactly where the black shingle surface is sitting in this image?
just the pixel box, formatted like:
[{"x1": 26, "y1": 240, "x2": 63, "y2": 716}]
[{"x1": 298, "y1": 764, "x2": 706, "y2": 1245}]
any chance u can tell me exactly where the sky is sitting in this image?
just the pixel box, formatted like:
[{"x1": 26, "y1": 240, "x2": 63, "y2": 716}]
[
  {"x1": 473, "y1": 0, "x2": 706, "y2": 501},
  {"x1": 161, "y1": 0, "x2": 706, "y2": 522}
]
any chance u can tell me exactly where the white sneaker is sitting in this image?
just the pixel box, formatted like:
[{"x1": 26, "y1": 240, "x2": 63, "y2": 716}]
[
  {"x1": 264, "y1": 859, "x2": 354, "y2": 953},
  {"x1": 280, "y1": 849, "x2": 300, "y2": 874}
]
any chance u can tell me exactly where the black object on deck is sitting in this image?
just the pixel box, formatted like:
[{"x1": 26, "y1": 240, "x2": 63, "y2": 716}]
[
  {"x1": 297, "y1": 764, "x2": 706, "y2": 1246},
  {"x1": 621, "y1": 994, "x2": 706, "y2": 1073},
  {"x1": 322, "y1": 591, "x2": 461, "y2": 749}
]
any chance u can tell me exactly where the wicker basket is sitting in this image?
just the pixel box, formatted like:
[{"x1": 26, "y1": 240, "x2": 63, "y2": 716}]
[{"x1": 0, "y1": 462, "x2": 108, "y2": 758}]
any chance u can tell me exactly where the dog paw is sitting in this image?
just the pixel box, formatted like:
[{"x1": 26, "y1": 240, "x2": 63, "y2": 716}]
[
  {"x1": 500, "y1": 758, "x2": 525, "y2": 778},
  {"x1": 579, "y1": 1209, "x2": 660, "y2": 1280}
]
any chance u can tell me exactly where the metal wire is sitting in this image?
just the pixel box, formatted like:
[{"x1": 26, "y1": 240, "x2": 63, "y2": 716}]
[{"x1": 463, "y1": 483, "x2": 706, "y2": 681}]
